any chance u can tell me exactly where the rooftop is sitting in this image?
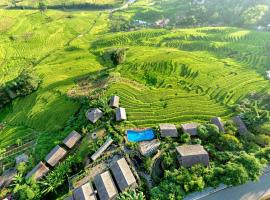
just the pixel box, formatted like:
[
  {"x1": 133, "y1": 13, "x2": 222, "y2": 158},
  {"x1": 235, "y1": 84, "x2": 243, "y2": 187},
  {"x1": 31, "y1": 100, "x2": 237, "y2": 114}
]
[
  {"x1": 116, "y1": 107, "x2": 127, "y2": 121},
  {"x1": 63, "y1": 130, "x2": 82, "y2": 149},
  {"x1": 176, "y1": 144, "x2": 208, "y2": 157},
  {"x1": 111, "y1": 157, "x2": 137, "y2": 192},
  {"x1": 109, "y1": 95, "x2": 120, "y2": 108},
  {"x1": 73, "y1": 182, "x2": 97, "y2": 200},
  {"x1": 181, "y1": 123, "x2": 199, "y2": 136},
  {"x1": 25, "y1": 162, "x2": 50, "y2": 181},
  {"x1": 94, "y1": 171, "x2": 118, "y2": 200},
  {"x1": 160, "y1": 124, "x2": 178, "y2": 137},
  {"x1": 45, "y1": 145, "x2": 67, "y2": 167},
  {"x1": 86, "y1": 108, "x2": 103, "y2": 123}
]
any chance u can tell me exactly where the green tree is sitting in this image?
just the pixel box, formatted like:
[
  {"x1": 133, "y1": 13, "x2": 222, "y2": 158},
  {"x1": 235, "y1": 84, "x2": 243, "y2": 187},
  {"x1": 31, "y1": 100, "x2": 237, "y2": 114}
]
[
  {"x1": 217, "y1": 134, "x2": 242, "y2": 151},
  {"x1": 38, "y1": 1, "x2": 47, "y2": 12},
  {"x1": 242, "y1": 5, "x2": 268, "y2": 25},
  {"x1": 235, "y1": 152, "x2": 264, "y2": 181},
  {"x1": 112, "y1": 48, "x2": 127, "y2": 65},
  {"x1": 180, "y1": 132, "x2": 191, "y2": 143},
  {"x1": 222, "y1": 162, "x2": 249, "y2": 186}
]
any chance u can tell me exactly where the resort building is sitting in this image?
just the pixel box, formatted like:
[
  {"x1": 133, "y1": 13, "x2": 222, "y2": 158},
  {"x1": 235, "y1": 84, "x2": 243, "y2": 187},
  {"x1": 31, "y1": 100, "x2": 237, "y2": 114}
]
[
  {"x1": 25, "y1": 161, "x2": 50, "y2": 181},
  {"x1": 232, "y1": 116, "x2": 248, "y2": 135},
  {"x1": 109, "y1": 96, "x2": 120, "y2": 108},
  {"x1": 45, "y1": 145, "x2": 67, "y2": 167},
  {"x1": 86, "y1": 108, "x2": 103, "y2": 123},
  {"x1": 159, "y1": 124, "x2": 178, "y2": 137},
  {"x1": 116, "y1": 107, "x2": 127, "y2": 121},
  {"x1": 94, "y1": 171, "x2": 118, "y2": 200},
  {"x1": 63, "y1": 130, "x2": 82, "y2": 149},
  {"x1": 176, "y1": 144, "x2": 209, "y2": 167},
  {"x1": 210, "y1": 117, "x2": 225, "y2": 133},
  {"x1": 266, "y1": 71, "x2": 270, "y2": 80},
  {"x1": 181, "y1": 123, "x2": 199, "y2": 136},
  {"x1": 15, "y1": 153, "x2": 29, "y2": 166},
  {"x1": 138, "y1": 139, "x2": 160, "y2": 157},
  {"x1": 111, "y1": 158, "x2": 137, "y2": 192},
  {"x1": 73, "y1": 182, "x2": 97, "y2": 200},
  {"x1": 0, "y1": 168, "x2": 17, "y2": 188},
  {"x1": 91, "y1": 138, "x2": 113, "y2": 161}
]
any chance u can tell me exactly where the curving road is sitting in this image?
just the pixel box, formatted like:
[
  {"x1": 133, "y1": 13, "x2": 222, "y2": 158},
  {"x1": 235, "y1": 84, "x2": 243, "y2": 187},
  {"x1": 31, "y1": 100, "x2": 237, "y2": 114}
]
[{"x1": 200, "y1": 172, "x2": 270, "y2": 200}]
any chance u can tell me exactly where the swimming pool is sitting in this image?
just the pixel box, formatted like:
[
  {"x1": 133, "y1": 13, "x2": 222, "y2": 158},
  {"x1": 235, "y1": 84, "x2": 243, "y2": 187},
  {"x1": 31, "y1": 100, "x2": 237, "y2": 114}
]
[{"x1": 127, "y1": 129, "x2": 155, "y2": 142}]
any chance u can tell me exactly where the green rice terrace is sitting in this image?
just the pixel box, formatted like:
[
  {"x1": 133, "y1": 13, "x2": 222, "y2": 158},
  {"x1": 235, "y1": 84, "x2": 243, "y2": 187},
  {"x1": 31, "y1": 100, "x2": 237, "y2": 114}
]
[{"x1": 1, "y1": 0, "x2": 270, "y2": 199}]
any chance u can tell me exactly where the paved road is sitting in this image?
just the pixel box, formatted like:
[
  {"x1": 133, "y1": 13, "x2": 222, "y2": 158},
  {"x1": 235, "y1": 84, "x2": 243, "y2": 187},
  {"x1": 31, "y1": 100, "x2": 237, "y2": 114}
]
[{"x1": 200, "y1": 172, "x2": 270, "y2": 200}]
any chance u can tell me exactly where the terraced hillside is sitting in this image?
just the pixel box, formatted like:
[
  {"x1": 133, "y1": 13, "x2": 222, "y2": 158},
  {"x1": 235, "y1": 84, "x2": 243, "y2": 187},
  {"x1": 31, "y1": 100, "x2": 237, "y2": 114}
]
[
  {"x1": 90, "y1": 27, "x2": 270, "y2": 126},
  {"x1": 0, "y1": 0, "x2": 123, "y2": 8},
  {"x1": 0, "y1": 9, "x2": 109, "y2": 159},
  {"x1": 0, "y1": 0, "x2": 270, "y2": 163}
]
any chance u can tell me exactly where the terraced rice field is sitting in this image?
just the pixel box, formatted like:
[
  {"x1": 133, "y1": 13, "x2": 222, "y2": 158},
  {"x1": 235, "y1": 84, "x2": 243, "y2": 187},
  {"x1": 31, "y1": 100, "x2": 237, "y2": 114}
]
[
  {"x1": 0, "y1": 10, "x2": 108, "y2": 159},
  {"x1": 1, "y1": 3, "x2": 270, "y2": 161},
  {"x1": 90, "y1": 27, "x2": 270, "y2": 126},
  {"x1": 107, "y1": 83, "x2": 231, "y2": 127}
]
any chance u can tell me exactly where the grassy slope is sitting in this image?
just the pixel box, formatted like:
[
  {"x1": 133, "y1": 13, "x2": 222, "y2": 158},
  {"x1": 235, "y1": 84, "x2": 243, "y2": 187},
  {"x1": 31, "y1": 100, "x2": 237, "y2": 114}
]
[
  {"x1": 1, "y1": 0, "x2": 270, "y2": 161},
  {"x1": 0, "y1": 9, "x2": 108, "y2": 160},
  {"x1": 91, "y1": 27, "x2": 270, "y2": 126}
]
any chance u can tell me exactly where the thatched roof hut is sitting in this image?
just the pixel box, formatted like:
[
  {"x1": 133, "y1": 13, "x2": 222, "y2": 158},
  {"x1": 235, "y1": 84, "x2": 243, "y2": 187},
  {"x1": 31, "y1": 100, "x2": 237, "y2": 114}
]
[
  {"x1": 94, "y1": 171, "x2": 118, "y2": 200},
  {"x1": 109, "y1": 96, "x2": 120, "y2": 108},
  {"x1": 111, "y1": 158, "x2": 137, "y2": 192},
  {"x1": 232, "y1": 116, "x2": 248, "y2": 135},
  {"x1": 73, "y1": 182, "x2": 97, "y2": 200},
  {"x1": 15, "y1": 153, "x2": 29, "y2": 166},
  {"x1": 45, "y1": 145, "x2": 67, "y2": 167},
  {"x1": 181, "y1": 123, "x2": 199, "y2": 136},
  {"x1": 63, "y1": 130, "x2": 82, "y2": 149},
  {"x1": 0, "y1": 168, "x2": 16, "y2": 188},
  {"x1": 25, "y1": 162, "x2": 50, "y2": 181},
  {"x1": 91, "y1": 138, "x2": 113, "y2": 161},
  {"x1": 138, "y1": 139, "x2": 160, "y2": 157},
  {"x1": 210, "y1": 117, "x2": 225, "y2": 133},
  {"x1": 176, "y1": 144, "x2": 209, "y2": 167},
  {"x1": 86, "y1": 108, "x2": 103, "y2": 123},
  {"x1": 116, "y1": 107, "x2": 127, "y2": 121},
  {"x1": 160, "y1": 124, "x2": 178, "y2": 137}
]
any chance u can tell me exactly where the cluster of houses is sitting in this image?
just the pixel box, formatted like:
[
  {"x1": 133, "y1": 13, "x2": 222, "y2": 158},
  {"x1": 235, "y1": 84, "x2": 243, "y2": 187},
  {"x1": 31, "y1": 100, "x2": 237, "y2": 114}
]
[
  {"x1": 25, "y1": 130, "x2": 82, "y2": 181},
  {"x1": 86, "y1": 96, "x2": 127, "y2": 123},
  {"x1": 136, "y1": 116, "x2": 248, "y2": 167},
  {"x1": 66, "y1": 157, "x2": 137, "y2": 200},
  {"x1": 1, "y1": 92, "x2": 251, "y2": 199}
]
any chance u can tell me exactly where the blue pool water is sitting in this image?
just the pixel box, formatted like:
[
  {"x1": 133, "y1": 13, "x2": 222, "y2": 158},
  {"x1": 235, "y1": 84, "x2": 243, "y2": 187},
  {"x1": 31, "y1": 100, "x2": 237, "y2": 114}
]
[{"x1": 127, "y1": 129, "x2": 155, "y2": 142}]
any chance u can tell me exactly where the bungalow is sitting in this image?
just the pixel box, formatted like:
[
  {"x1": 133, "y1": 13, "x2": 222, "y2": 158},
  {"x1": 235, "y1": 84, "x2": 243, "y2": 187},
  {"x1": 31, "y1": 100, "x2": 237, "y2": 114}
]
[
  {"x1": 0, "y1": 168, "x2": 17, "y2": 188},
  {"x1": 86, "y1": 108, "x2": 103, "y2": 123},
  {"x1": 138, "y1": 139, "x2": 160, "y2": 157},
  {"x1": 91, "y1": 137, "x2": 113, "y2": 161},
  {"x1": 45, "y1": 145, "x2": 67, "y2": 167},
  {"x1": 109, "y1": 96, "x2": 120, "y2": 108},
  {"x1": 116, "y1": 107, "x2": 127, "y2": 121},
  {"x1": 210, "y1": 117, "x2": 225, "y2": 133},
  {"x1": 176, "y1": 144, "x2": 209, "y2": 167},
  {"x1": 15, "y1": 153, "x2": 29, "y2": 166},
  {"x1": 94, "y1": 171, "x2": 118, "y2": 200},
  {"x1": 181, "y1": 123, "x2": 199, "y2": 136},
  {"x1": 111, "y1": 158, "x2": 137, "y2": 192},
  {"x1": 232, "y1": 116, "x2": 248, "y2": 135},
  {"x1": 160, "y1": 124, "x2": 178, "y2": 137},
  {"x1": 266, "y1": 71, "x2": 270, "y2": 80},
  {"x1": 63, "y1": 130, "x2": 82, "y2": 149},
  {"x1": 25, "y1": 161, "x2": 50, "y2": 181},
  {"x1": 73, "y1": 182, "x2": 97, "y2": 200}
]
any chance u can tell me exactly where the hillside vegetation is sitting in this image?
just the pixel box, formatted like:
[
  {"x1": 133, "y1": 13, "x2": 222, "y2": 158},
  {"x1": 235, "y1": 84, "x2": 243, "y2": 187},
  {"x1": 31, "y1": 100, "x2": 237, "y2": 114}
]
[{"x1": 0, "y1": 0, "x2": 270, "y2": 199}]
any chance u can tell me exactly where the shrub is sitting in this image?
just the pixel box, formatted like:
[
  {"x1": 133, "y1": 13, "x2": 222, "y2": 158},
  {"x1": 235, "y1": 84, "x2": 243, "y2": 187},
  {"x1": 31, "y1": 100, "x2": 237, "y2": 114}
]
[{"x1": 111, "y1": 48, "x2": 127, "y2": 65}]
